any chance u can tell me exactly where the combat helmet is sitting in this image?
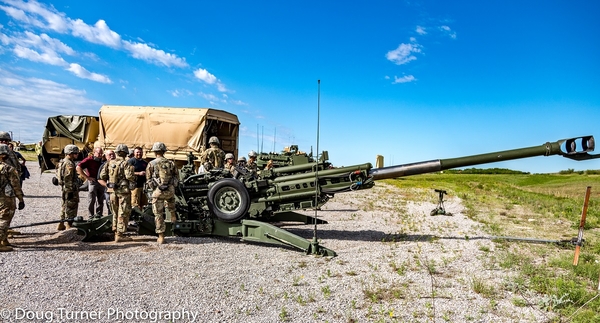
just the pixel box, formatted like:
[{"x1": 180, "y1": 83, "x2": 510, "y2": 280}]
[
  {"x1": 0, "y1": 143, "x2": 8, "y2": 155},
  {"x1": 115, "y1": 144, "x2": 129, "y2": 155},
  {"x1": 225, "y1": 153, "x2": 234, "y2": 160},
  {"x1": 208, "y1": 136, "x2": 220, "y2": 146},
  {"x1": 248, "y1": 150, "x2": 257, "y2": 158},
  {"x1": 238, "y1": 156, "x2": 247, "y2": 162},
  {"x1": 151, "y1": 142, "x2": 167, "y2": 152},
  {"x1": 0, "y1": 131, "x2": 11, "y2": 141},
  {"x1": 64, "y1": 144, "x2": 80, "y2": 155}
]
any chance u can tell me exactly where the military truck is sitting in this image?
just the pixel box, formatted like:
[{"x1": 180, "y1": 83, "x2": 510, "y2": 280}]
[
  {"x1": 38, "y1": 106, "x2": 240, "y2": 170},
  {"x1": 38, "y1": 115, "x2": 99, "y2": 171}
]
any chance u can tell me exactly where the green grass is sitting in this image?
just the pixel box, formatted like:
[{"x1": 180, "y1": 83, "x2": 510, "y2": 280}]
[{"x1": 383, "y1": 171, "x2": 600, "y2": 322}]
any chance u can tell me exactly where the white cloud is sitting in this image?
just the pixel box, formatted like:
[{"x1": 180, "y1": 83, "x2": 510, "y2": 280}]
[
  {"x1": 216, "y1": 82, "x2": 227, "y2": 92},
  {"x1": 123, "y1": 40, "x2": 188, "y2": 68},
  {"x1": 2, "y1": 0, "x2": 189, "y2": 69},
  {"x1": 194, "y1": 68, "x2": 229, "y2": 93},
  {"x1": 13, "y1": 44, "x2": 66, "y2": 66},
  {"x1": 70, "y1": 19, "x2": 121, "y2": 48},
  {"x1": 167, "y1": 89, "x2": 193, "y2": 97},
  {"x1": 0, "y1": 68, "x2": 101, "y2": 142},
  {"x1": 16, "y1": 31, "x2": 74, "y2": 55},
  {"x1": 66, "y1": 63, "x2": 112, "y2": 84},
  {"x1": 392, "y1": 75, "x2": 416, "y2": 84},
  {"x1": 386, "y1": 42, "x2": 422, "y2": 65},
  {"x1": 1, "y1": 0, "x2": 69, "y2": 32},
  {"x1": 440, "y1": 25, "x2": 457, "y2": 39},
  {"x1": 198, "y1": 91, "x2": 220, "y2": 101},
  {"x1": 194, "y1": 68, "x2": 217, "y2": 84},
  {"x1": 416, "y1": 26, "x2": 426, "y2": 35}
]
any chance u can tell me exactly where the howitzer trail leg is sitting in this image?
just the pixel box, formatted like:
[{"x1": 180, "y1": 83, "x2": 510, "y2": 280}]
[{"x1": 239, "y1": 220, "x2": 337, "y2": 256}]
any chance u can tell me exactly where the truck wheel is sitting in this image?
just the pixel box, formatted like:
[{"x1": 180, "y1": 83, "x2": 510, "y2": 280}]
[{"x1": 207, "y1": 178, "x2": 250, "y2": 222}]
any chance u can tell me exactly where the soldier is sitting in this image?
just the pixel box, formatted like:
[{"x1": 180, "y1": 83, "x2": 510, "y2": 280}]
[
  {"x1": 0, "y1": 144, "x2": 25, "y2": 251},
  {"x1": 247, "y1": 150, "x2": 258, "y2": 176},
  {"x1": 200, "y1": 136, "x2": 225, "y2": 171},
  {"x1": 56, "y1": 144, "x2": 79, "y2": 231},
  {"x1": 127, "y1": 147, "x2": 148, "y2": 210},
  {"x1": 99, "y1": 144, "x2": 135, "y2": 242},
  {"x1": 224, "y1": 153, "x2": 235, "y2": 172},
  {"x1": 97, "y1": 150, "x2": 116, "y2": 219},
  {"x1": 146, "y1": 142, "x2": 178, "y2": 244},
  {"x1": 237, "y1": 156, "x2": 247, "y2": 168},
  {"x1": 0, "y1": 131, "x2": 22, "y2": 183}
]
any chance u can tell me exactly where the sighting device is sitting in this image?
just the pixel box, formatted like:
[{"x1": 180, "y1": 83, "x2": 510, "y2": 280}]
[{"x1": 430, "y1": 189, "x2": 452, "y2": 216}]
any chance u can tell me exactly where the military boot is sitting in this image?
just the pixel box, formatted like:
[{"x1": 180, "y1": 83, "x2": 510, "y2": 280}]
[
  {"x1": 0, "y1": 245, "x2": 13, "y2": 252},
  {"x1": 2, "y1": 238, "x2": 11, "y2": 246},
  {"x1": 57, "y1": 222, "x2": 66, "y2": 231},
  {"x1": 64, "y1": 220, "x2": 72, "y2": 229},
  {"x1": 114, "y1": 233, "x2": 132, "y2": 243},
  {"x1": 157, "y1": 233, "x2": 165, "y2": 244}
]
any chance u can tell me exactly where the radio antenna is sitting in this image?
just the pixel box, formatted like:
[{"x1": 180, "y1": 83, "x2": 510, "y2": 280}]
[
  {"x1": 260, "y1": 126, "x2": 264, "y2": 153},
  {"x1": 312, "y1": 79, "x2": 321, "y2": 254}
]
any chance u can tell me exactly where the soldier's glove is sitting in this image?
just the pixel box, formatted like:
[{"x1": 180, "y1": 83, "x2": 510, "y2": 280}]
[{"x1": 18, "y1": 201, "x2": 25, "y2": 210}]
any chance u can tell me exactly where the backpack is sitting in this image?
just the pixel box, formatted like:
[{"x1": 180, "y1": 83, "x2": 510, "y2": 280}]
[
  {"x1": 206, "y1": 149, "x2": 225, "y2": 168},
  {"x1": 1, "y1": 163, "x2": 16, "y2": 196},
  {"x1": 108, "y1": 159, "x2": 127, "y2": 184},
  {"x1": 154, "y1": 158, "x2": 175, "y2": 185},
  {"x1": 55, "y1": 159, "x2": 65, "y2": 186}
]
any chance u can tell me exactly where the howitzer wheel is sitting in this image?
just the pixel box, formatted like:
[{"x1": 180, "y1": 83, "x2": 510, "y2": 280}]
[{"x1": 207, "y1": 178, "x2": 250, "y2": 223}]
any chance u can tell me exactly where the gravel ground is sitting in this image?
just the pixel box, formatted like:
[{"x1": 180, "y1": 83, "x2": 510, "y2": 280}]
[{"x1": 0, "y1": 163, "x2": 554, "y2": 323}]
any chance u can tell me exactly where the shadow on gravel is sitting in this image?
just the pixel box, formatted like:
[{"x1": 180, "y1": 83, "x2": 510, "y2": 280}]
[
  {"x1": 285, "y1": 227, "x2": 387, "y2": 241},
  {"x1": 317, "y1": 208, "x2": 360, "y2": 212},
  {"x1": 13, "y1": 242, "x2": 150, "y2": 252},
  {"x1": 23, "y1": 195, "x2": 61, "y2": 198}
]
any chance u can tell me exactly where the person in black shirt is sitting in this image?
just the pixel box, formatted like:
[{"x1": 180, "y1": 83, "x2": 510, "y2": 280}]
[{"x1": 128, "y1": 147, "x2": 148, "y2": 210}]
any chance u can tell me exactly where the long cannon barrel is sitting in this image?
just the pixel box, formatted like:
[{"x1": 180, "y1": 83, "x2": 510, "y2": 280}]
[{"x1": 369, "y1": 136, "x2": 598, "y2": 181}]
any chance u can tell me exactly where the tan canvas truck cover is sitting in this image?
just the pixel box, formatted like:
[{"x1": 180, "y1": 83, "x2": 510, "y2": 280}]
[{"x1": 97, "y1": 105, "x2": 240, "y2": 163}]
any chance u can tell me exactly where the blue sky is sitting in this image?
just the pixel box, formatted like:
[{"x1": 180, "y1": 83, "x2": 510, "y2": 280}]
[{"x1": 0, "y1": 0, "x2": 598, "y2": 173}]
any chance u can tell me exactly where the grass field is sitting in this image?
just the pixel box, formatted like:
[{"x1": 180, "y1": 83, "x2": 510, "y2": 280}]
[{"x1": 384, "y1": 172, "x2": 600, "y2": 322}]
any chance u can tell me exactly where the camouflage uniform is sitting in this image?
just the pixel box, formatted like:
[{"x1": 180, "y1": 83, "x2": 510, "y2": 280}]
[
  {"x1": 57, "y1": 157, "x2": 79, "y2": 220},
  {"x1": 0, "y1": 159, "x2": 24, "y2": 248},
  {"x1": 0, "y1": 132, "x2": 22, "y2": 181},
  {"x1": 202, "y1": 147, "x2": 225, "y2": 170},
  {"x1": 200, "y1": 136, "x2": 225, "y2": 171},
  {"x1": 246, "y1": 151, "x2": 258, "y2": 176},
  {"x1": 99, "y1": 153, "x2": 135, "y2": 235},
  {"x1": 5, "y1": 149, "x2": 22, "y2": 179},
  {"x1": 223, "y1": 153, "x2": 235, "y2": 172},
  {"x1": 146, "y1": 156, "x2": 179, "y2": 234}
]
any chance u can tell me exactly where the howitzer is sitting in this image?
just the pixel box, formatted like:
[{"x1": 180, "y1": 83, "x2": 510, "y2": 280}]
[{"x1": 71, "y1": 135, "x2": 598, "y2": 256}]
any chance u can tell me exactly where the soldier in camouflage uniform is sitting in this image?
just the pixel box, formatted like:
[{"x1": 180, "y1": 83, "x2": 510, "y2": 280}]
[
  {"x1": 146, "y1": 142, "x2": 179, "y2": 244},
  {"x1": 0, "y1": 131, "x2": 22, "y2": 182},
  {"x1": 224, "y1": 153, "x2": 235, "y2": 172},
  {"x1": 0, "y1": 144, "x2": 25, "y2": 252},
  {"x1": 99, "y1": 144, "x2": 135, "y2": 242},
  {"x1": 56, "y1": 144, "x2": 80, "y2": 231},
  {"x1": 200, "y1": 136, "x2": 225, "y2": 171},
  {"x1": 237, "y1": 156, "x2": 247, "y2": 168},
  {"x1": 246, "y1": 150, "x2": 258, "y2": 176}
]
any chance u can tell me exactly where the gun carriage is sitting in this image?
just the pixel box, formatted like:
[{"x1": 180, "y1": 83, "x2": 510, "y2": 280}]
[{"x1": 63, "y1": 135, "x2": 599, "y2": 256}]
